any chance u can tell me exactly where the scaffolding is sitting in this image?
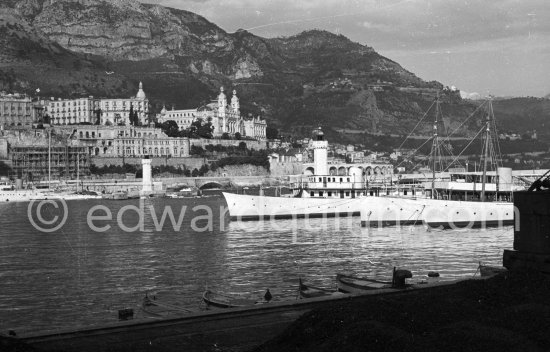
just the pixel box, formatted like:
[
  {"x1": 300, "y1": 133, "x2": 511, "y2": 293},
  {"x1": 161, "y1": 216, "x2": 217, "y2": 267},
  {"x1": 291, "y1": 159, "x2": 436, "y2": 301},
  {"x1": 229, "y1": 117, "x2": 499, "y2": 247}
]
[{"x1": 10, "y1": 145, "x2": 90, "y2": 182}]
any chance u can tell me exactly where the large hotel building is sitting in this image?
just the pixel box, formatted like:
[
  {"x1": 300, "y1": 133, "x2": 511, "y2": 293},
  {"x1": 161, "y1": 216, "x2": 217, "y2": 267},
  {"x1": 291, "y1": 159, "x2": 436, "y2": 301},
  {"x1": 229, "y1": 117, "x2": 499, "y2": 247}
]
[{"x1": 44, "y1": 82, "x2": 149, "y2": 126}]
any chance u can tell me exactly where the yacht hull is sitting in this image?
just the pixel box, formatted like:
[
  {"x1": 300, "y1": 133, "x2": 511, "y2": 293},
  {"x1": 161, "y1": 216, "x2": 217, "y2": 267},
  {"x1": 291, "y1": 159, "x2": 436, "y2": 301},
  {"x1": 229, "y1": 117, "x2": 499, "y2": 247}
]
[
  {"x1": 223, "y1": 192, "x2": 514, "y2": 228},
  {"x1": 360, "y1": 197, "x2": 514, "y2": 228},
  {"x1": 222, "y1": 192, "x2": 362, "y2": 220}
]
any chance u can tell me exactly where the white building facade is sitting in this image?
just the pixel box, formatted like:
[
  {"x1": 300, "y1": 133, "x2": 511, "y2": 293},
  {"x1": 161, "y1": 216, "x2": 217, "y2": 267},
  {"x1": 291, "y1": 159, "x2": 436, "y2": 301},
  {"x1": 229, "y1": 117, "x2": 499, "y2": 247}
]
[
  {"x1": 55, "y1": 125, "x2": 190, "y2": 158},
  {"x1": 157, "y1": 87, "x2": 267, "y2": 140},
  {"x1": 156, "y1": 107, "x2": 196, "y2": 127},
  {"x1": 45, "y1": 82, "x2": 149, "y2": 126},
  {"x1": 45, "y1": 96, "x2": 99, "y2": 125}
]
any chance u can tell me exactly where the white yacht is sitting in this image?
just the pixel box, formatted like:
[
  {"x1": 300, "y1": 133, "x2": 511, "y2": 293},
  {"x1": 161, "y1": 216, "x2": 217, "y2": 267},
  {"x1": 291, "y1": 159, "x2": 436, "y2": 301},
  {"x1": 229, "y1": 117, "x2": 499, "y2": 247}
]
[
  {"x1": 223, "y1": 129, "x2": 421, "y2": 220},
  {"x1": 0, "y1": 183, "x2": 49, "y2": 203}
]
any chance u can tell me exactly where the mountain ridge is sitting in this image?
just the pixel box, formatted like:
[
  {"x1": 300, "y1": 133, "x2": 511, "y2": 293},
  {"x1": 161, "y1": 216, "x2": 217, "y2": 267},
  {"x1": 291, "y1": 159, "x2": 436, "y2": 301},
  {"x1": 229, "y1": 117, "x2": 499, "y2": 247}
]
[{"x1": 1, "y1": 0, "x2": 545, "y2": 147}]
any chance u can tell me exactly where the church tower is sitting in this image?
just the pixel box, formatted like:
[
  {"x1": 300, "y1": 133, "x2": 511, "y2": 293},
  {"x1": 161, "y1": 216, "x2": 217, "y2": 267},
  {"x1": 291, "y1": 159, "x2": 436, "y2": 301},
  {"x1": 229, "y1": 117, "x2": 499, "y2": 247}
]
[
  {"x1": 231, "y1": 89, "x2": 240, "y2": 114},
  {"x1": 218, "y1": 87, "x2": 227, "y2": 133}
]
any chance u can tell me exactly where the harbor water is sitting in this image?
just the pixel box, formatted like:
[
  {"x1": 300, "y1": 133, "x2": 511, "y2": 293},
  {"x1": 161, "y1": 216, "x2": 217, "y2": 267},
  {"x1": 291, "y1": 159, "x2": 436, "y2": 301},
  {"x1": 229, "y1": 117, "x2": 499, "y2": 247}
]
[{"x1": 0, "y1": 196, "x2": 512, "y2": 334}]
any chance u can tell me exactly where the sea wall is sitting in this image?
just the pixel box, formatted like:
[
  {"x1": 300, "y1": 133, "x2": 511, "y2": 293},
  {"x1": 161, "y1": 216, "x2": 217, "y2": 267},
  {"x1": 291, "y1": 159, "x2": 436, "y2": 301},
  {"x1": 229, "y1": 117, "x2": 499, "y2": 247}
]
[
  {"x1": 270, "y1": 162, "x2": 303, "y2": 176},
  {"x1": 207, "y1": 165, "x2": 269, "y2": 177},
  {"x1": 190, "y1": 139, "x2": 267, "y2": 150},
  {"x1": 90, "y1": 157, "x2": 206, "y2": 170}
]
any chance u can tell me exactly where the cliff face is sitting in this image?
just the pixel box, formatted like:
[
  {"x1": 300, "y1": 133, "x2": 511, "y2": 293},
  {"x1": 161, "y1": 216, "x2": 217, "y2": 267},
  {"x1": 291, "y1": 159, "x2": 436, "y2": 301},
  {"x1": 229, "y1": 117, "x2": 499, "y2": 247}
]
[{"x1": 7, "y1": 0, "x2": 265, "y2": 80}]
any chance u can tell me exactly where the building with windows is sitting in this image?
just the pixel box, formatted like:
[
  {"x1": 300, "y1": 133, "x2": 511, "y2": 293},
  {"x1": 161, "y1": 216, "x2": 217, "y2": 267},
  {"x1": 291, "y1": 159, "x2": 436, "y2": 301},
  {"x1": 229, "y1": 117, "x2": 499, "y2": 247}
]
[
  {"x1": 156, "y1": 107, "x2": 196, "y2": 128},
  {"x1": 157, "y1": 87, "x2": 267, "y2": 140},
  {"x1": 55, "y1": 125, "x2": 190, "y2": 158},
  {"x1": 0, "y1": 93, "x2": 43, "y2": 128},
  {"x1": 99, "y1": 82, "x2": 148, "y2": 125},
  {"x1": 45, "y1": 96, "x2": 100, "y2": 125},
  {"x1": 45, "y1": 82, "x2": 149, "y2": 126}
]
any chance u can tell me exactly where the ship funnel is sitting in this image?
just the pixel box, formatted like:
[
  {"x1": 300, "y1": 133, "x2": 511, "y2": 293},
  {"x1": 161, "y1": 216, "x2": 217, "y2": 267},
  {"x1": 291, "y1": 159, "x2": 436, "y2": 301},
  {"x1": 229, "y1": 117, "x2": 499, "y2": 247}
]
[
  {"x1": 497, "y1": 167, "x2": 512, "y2": 192},
  {"x1": 349, "y1": 167, "x2": 362, "y2": 183}
]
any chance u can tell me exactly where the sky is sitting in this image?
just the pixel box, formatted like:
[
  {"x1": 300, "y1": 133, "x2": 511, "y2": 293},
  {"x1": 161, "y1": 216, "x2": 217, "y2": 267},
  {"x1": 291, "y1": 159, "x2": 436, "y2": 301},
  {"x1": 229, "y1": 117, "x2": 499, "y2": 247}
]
[{"x1": 142, "y1": 0, "x2": 550, "y2": 98}]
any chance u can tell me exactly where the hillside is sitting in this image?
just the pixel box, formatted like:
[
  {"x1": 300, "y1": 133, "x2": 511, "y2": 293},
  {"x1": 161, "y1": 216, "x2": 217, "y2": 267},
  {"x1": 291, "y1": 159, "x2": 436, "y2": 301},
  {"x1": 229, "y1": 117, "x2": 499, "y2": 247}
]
[
  {"x1": 0, "y1": 0, "x2": 545, "y2": 148},
  {"x1": 492, "y1": 97, "x2": 550, "y2": 138}
]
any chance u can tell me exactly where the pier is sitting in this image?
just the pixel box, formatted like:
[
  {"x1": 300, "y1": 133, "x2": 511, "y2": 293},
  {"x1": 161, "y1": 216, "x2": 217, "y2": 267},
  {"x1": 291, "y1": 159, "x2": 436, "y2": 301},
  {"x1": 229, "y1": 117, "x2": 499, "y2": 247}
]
[{"x1": 14, "y1": 277, "x2": 510, "y2": 352}]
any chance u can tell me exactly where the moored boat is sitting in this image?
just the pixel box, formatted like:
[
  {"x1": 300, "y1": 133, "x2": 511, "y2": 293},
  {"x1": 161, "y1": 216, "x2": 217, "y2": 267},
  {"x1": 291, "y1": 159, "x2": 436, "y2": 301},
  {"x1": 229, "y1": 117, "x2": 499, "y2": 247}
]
[
  {"x1": 202, "y1": 290, "x2": 260, "y2": 308},
  {"x1": 223, "y1": 128, "x2": 404, "y2": 221},
  {"x1": 141, "y1": 294, "x2": 194, "y2": 317},
  {"x1": 361, "y1": 98, "x2": 522, "y2": 229},
  {"x1": 298, "y1": 278, "x2": 341, "y2": 299},
  {"x1": 360, "y1": 195, "x2": 515, "y2": 228},
  {"x1": 336, "y1": 273, "x2": 394, "y2": 293},
  {"x1": 102, "y1": 191, "x2": 129, "y2": 200},
  {"x1": 0, "y1": 181, "x2": 50, "y2": 202}
]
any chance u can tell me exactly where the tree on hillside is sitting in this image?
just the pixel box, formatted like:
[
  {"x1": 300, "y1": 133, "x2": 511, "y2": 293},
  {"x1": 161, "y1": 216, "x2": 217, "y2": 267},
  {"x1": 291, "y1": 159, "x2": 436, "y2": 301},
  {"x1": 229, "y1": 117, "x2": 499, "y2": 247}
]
[
  {"x1": 193, "y1": 117, "x2": 214, "y2": 139},
  {"x1": 94, "y1": 108, "x2": 102, "y2": 125},
  {"x1": 160, "y1": 120, "x2": 180, "y2": 137},
  {"x1": 235, "y1": 132, "x2": 242, "y2": 140},
  {"x1": 190, "y1": 145, "x2": 205, "y2": 156},
  {"x1": 266, "y1": 126, "x2": 279, "y2": 140},
  {"x1": 199, "y1": 164, "x2": 209, "y2": 176},
  {"x1": 129, "y1": 104, "x2": 134, "y2": 126}
]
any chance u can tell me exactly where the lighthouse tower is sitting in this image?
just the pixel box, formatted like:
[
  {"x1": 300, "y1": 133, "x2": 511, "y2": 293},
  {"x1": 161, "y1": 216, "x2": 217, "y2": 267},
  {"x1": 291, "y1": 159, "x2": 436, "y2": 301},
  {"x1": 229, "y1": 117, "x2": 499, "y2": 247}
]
[
  {"x1": 312, "y1": 128, "x2": 328, "y2": 175},
  {"x1": 142, "y1": 156, "x2": 152, "y2": 193}
]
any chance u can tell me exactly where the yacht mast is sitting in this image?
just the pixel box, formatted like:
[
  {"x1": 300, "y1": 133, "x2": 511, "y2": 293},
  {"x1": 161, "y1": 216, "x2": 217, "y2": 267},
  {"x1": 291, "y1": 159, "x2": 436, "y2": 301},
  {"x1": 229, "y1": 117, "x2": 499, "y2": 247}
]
[
  {"x1": 480, "y1": 100, "x2": 492, "y2": 202},
  {"x1": 430, "y1": 95, "x2": 440, "y2": 199},
  {"x1": 77, "y1": 148, "x2": 80, "y2": 192},
  {"x1": 48, "y1": 129, "x2": 51, "y2": 189}
]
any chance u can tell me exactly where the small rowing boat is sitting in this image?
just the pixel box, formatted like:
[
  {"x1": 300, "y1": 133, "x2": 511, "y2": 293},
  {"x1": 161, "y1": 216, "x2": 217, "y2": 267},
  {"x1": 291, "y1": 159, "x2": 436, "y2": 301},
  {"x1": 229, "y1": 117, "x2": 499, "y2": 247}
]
[
  {"x1": 141, "y1": 293, "x2": 194, "y2": 317},
  {"x1": 298, "y1": 278, "x2": 341, "y2": 299},
  {"x1": 336, "y1": 273, "x2": 393, "y2": 293},
  {"x1": 202, "y1": 290, "x2": 261, "y2": 308},
  {"x1": 337, "y1": 268, "x2": 413, "y2": 293}
]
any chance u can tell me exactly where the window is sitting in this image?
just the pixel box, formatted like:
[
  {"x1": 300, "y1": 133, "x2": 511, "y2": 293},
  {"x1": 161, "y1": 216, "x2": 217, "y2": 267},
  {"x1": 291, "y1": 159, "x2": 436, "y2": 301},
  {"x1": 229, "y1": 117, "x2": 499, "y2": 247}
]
[
  {"x1": 319, "y1": 191, "x2": 324, "y2": 197},
  {"x1": 328, "y1": 192, "x2": 332, "y2": 197},
  {"x1": 310, "y1": 191, "x2": 314, "y2": 197}
]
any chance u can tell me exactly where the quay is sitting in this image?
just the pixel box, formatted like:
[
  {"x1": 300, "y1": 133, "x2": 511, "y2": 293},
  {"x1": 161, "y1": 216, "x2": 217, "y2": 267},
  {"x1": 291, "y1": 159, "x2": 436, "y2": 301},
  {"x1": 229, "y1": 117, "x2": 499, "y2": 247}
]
[
  {"x1": 6, "y1": 277, "x2": 508, "y2": 352},
  {"x1": 15, "y1": 287, "x2": 411, "y2": 352}
]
